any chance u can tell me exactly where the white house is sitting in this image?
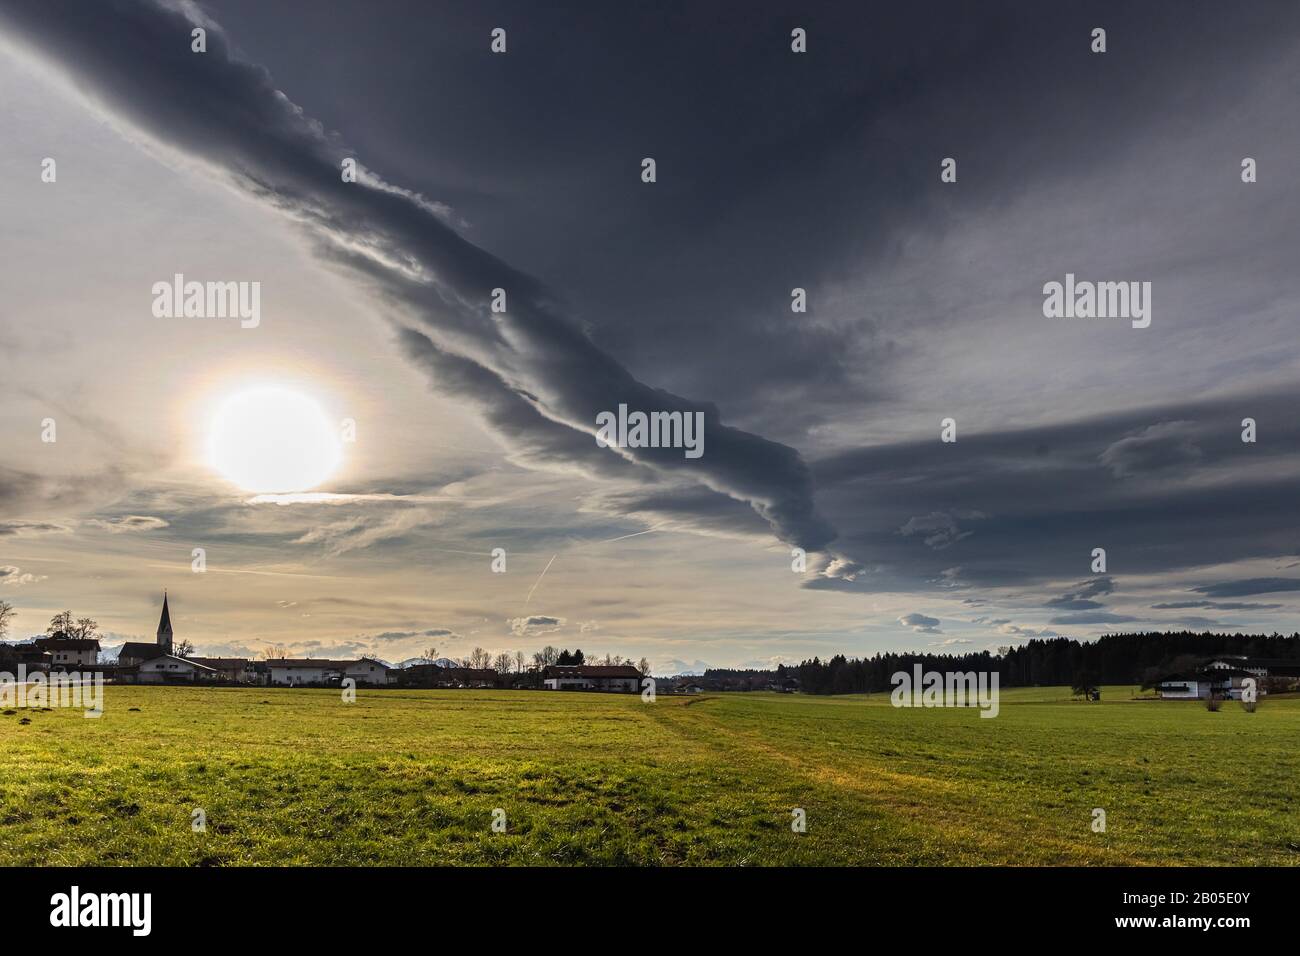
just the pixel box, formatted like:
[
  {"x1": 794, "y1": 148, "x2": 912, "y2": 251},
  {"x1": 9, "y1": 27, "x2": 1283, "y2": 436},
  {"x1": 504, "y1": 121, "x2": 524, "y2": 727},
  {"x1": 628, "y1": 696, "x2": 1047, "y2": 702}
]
[
  {"x1": 1157, "y1": 667, "x2": 1265, "y2": 700},
  {"x1": 1156, "y1": 676, "x2": 1208, "y2": 699},
  {"x1": 138, "y1": 655, "x2": 218, "y2": 683},
  {"x1": 1204, "y1": 656, "x2": 1269, "y2": 678},
  {"x1": 542, "y1": 665, "x2": 642, "y2": 692},
  {"x1": 266, "y1": 659, "x2": 347, "y2": 686},
  {"x1": 344, "y1": 658, "x2": 396, "y2": 686},
  {"x1": 36, "y1": 638, "x2": 100, "y2": 669}
]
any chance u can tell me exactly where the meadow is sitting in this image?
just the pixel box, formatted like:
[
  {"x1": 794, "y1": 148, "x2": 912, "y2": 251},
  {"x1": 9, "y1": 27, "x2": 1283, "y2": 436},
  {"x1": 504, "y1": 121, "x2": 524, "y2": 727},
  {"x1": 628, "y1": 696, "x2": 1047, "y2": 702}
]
[{"x1": 1, "y1": 685, "x2": 1297, "y2": 866}]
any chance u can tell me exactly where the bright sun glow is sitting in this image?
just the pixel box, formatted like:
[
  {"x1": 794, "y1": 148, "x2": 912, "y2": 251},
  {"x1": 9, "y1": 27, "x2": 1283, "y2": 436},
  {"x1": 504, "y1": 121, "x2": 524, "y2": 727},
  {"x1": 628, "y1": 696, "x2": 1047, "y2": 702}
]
[{"x1": 208, "y1": 386, "x2": 342, "y2": 493}]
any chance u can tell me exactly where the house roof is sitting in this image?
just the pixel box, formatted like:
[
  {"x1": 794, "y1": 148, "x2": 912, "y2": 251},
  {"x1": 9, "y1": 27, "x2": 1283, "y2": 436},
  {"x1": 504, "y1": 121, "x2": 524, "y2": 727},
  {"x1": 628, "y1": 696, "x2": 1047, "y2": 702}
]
[
  {"x1": 1160, "y1": 668, "x2": 1256, "y2": 683},
  {"x1": 118, "y1": 641, "x2": 166, "y2": 659},
  {"x1": 189, "y1": 657, "x2": 251, "y2": 668},
  {"x1": 543, "y1": 665, "x2": 642, "y2": 679},
  {"x1": 141, "y1": 655, "x2": 217, "y2": 671},
  {"x1": 36, "y1": 637, "x2": 100, "y2": 650},
  {"x1": 265, "y1": 658, "x2": 353, "y2": 668},
  {"x1": 1206, "y1": 656, "x2": 1300, "y2": 670}
]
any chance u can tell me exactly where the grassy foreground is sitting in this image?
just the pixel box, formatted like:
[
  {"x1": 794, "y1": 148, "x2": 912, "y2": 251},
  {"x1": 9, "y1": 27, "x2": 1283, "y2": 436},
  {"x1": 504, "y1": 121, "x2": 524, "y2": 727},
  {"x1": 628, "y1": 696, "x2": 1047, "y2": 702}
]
[{"x1": 1, "y1": 685, "x2": 1297, "y2": 865}]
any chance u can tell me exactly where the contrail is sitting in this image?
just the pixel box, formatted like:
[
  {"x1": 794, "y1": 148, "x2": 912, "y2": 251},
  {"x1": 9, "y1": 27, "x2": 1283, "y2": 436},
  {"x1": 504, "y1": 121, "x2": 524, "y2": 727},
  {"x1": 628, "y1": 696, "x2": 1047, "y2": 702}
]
[
  {"x1": 591, "y1": 528, "x2": 660, "y2": 545},
  {"x1": 521, "y1": 530, "x2": 655, "y2": 605},
  {"x1": 525, "y1": 554, "x2": 557, "y2": 606}
]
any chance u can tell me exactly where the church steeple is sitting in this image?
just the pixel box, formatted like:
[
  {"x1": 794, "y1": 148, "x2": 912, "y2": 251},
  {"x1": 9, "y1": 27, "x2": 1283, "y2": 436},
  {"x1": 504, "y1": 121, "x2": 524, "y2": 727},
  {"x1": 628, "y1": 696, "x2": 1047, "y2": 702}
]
[{"x1": 157, "y1": 591, "x2": 173, "y2": 654}]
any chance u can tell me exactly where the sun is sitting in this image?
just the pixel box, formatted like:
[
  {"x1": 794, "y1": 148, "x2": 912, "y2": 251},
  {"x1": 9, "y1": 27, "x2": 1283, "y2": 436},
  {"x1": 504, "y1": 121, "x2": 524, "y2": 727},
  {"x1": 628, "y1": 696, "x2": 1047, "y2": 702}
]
[{"x1": 208, "y1": 385, "x2": 342, "y2": 493}]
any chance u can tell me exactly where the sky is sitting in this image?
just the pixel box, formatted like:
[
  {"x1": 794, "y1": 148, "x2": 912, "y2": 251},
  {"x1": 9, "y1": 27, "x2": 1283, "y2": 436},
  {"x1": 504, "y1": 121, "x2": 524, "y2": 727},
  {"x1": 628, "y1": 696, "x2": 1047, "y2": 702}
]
[{"x1": 1, "y1": 0, "x2": 1298, "y2": 674}]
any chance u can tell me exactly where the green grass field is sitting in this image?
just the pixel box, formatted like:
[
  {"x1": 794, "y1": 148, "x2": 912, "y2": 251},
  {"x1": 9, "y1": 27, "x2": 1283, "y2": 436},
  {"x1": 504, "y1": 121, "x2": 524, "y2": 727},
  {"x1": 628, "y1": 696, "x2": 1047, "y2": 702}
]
[{"x1": 2, "y1": 684, "x2": 1297, "y2": 866}]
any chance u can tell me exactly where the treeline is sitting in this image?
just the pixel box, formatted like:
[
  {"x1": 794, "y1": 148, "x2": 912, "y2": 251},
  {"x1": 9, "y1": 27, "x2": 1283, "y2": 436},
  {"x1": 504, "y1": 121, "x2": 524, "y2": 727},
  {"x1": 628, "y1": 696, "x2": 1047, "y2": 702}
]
[{"x1": 796, "y1": 631, "x2": 1300, "y2": 695}]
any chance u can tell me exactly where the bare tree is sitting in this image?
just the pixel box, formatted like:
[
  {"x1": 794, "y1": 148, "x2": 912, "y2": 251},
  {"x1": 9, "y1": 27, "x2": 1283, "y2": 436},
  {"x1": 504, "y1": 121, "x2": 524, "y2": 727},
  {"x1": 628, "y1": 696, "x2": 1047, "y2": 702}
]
[
  {"x1": 514, "y1": 650, "x2": 525, "y2": 673},
  {"x1": 173, "y1": 638, "x2": 195, "y2": 658},
  {"x1": 493, "y1": 652, "x2": 513, "y2": 674},
  {"x1": 418, "y1": 646, "x2": 439, "y2": 664},
  {"x1": 261, "y1": 644, "x2": 289, "y2": 660},
  {"x1": 0, "y1": 600, "x2": 15, "y2": 642},
  {"x1": 638, "y1": 657, "x2": 651, "y2": 676},
  {"x1": 47, "y1": 611, "x2": 99, "y2": 640}
]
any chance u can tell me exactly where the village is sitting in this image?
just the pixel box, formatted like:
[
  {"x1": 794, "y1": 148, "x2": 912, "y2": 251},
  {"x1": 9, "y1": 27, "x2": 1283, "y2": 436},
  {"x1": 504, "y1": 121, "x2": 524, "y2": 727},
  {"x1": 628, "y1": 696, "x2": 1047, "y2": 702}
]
[{"x1": 2, "y1": 593, "x2": 660, "y2": 693}]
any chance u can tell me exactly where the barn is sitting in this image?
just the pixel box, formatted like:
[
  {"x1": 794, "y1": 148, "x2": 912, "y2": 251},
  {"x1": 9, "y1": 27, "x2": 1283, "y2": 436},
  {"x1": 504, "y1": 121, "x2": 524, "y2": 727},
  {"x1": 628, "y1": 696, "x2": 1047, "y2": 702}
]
[{"x1": 542, "y1": 664, "x2": 642, "y2": 692}]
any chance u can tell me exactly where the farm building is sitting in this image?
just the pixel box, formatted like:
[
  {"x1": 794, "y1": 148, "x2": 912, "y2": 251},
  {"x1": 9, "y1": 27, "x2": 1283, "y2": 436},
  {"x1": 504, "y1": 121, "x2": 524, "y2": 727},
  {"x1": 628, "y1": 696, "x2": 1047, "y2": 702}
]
[
  {"x1": 34, "y1": 637, "x2": 100, "y2": 669},
  {"x1": 10, "y1": 645, "x2": 51, "y2": 669},
  {"x1": 542, "y1": 664, "x2": 642, "y2": 692},
  {"x1": 344, "y1": 658, "x2": 398, "y2": 686},
  {"x1": 266, "y1": 659, "x2": 347, "y2": 686},
  {"x1": 137, "y1": 655, "x2": 217, "y2": 683},
  {"x1": 262, "y1": 658, "x2": 398, "y2": 687},
  {"x1": 1156, "y1": 675, "x2": 1212, "y2": 699},
  {"x1": 189, "y1": 657, "x2": 260, "y2": 683},
  {"x1": 1156, "y1": 657, "x2": 1300, "y2": 699}
]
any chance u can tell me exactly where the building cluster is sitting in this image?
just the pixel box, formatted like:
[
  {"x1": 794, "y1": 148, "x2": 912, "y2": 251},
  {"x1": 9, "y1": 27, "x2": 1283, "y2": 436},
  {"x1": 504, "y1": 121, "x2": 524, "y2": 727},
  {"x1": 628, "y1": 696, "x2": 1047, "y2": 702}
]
[
  {"x1": 661, "y1": 673, "x2": 798, "y2": 694},
  {"x1": 12, "y1": 595, "x2": 650, "y2": 693},
  {"x1": 1155, "y1": 655, "x2": 1300, "y2": 699}
]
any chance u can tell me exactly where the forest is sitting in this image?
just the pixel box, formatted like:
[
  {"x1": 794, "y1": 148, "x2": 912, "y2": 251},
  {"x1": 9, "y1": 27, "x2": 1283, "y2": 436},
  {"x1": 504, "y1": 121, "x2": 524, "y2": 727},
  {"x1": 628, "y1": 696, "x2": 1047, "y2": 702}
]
[{"x1": 788, "y1": 631, "x2": 1300, "y2": 695}]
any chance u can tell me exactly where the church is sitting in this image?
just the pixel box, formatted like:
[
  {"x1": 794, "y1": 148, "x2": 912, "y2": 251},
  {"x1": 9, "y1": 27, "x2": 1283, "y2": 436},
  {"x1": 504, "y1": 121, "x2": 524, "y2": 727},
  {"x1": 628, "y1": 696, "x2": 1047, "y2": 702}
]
[
  {"x1": 116, "y1": 593, "x2": 218, "y2": 682},
  {"x1": 113, "y1": 592, "x2": 391, "y2": 686},
  {"x1": 116, "y1": 592, "x2": 177, "y2": 666}
]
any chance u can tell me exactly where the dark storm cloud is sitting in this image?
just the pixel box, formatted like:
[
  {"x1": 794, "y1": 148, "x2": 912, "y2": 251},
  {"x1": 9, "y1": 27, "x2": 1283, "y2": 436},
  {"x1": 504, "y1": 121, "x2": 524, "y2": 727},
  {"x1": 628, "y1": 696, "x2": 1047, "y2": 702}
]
[
  {"x1": 7, "y1": 0, "x2": 1300, "y2": 627},
  {"x1": 0, "y1": 0, "x2": 841, "y2": 560},
  {"x1": 195, "y1": 0, "x2": 1300, "y2": 436},
  {"x1": 812, "y1": 386, "x2": 1300, "y2": 591},
  {"x1": 1045, "y1": 576, "x2": 1115, "y2": 609},
  {"x1": 1151, "y1": 601, "x2": 1283, "y2": 611},
  {"x1": 1192, "y1": 579, "x2": 1300, "y2": 598},
  {"x1": 581, "y1": 484, "x2": 774, "y2": 541},
  {"x1": 1099, "y1": 422, "x2": 1203, "y2": 478},
  {"x1": 897, "y1": 511, "x2": 982, "y2": 550},
  {"x1": 397, "y1": 327, "x2": 646, "y2": 483}
]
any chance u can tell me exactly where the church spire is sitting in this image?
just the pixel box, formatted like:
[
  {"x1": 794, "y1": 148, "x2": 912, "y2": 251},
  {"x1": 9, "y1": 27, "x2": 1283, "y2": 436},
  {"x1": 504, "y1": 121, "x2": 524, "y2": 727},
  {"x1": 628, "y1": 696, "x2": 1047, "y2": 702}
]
[{"x1": 157, "y1": 591, "x2": 173, "y2": 653}]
